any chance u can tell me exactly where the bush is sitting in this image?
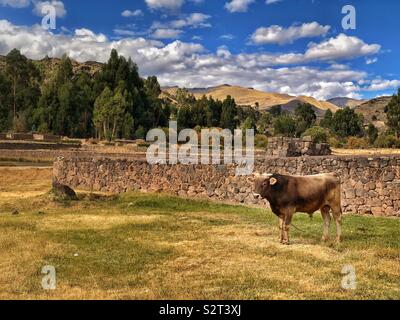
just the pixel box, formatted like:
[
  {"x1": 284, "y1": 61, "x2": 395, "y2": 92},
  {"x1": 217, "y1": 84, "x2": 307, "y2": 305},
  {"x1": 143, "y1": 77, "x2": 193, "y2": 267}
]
[
  {"x1": 345, "y1": 137, "x2": 369, "y2": 149},
  {"x1": 374, "y1": 134, "x2": 400, "y2": 148},
  {"x1": 255, "y1": 134, "x2": 268, "y2": 149},
  {"x1": 274, "y1": 114, "x2": 296, "y2": 137},
  {"x1": 135, "y1": 126, "x2": 146, "y2": 140},
  {"x1": 328, "y1": 136, "x2": 345, "y2": 148},
  {"x1": 301, "y1": 126, "x2": 328, "y2": 143}
]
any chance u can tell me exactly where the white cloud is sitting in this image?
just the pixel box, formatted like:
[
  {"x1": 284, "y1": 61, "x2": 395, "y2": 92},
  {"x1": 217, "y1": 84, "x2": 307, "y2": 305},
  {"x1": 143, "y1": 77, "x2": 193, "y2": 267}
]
[
  {"x1": 366, "y1": 57, "x2": 378, "y2": 65},
  {"x1": 225, "y1": 0, "x2": 254, "y2": 13},
  {"x1": 251, "y1": 22, "x2": 330, "y2": 45},
  {"x1": 121, "y1": 9, "x2": 143, "y2": 17},
  {"x1": 266, "y1": 0, "x2": 281, "y2": 4},
  {"x1": 113, "y1": 29, "x2": 137, "y2": 37},
  {"x1": 364, "y1": 79, "x2": 400, "y2": 91},
  {"x1": 220, "y1": 34, "x2": 235, "y2": 40},
  {"x1": 0, "y1": 19, "x2": 392, "y2": 100},
  {"x1": 152, "y1": 28, "x2": 183, "y2": 39},
  {"x1": 33, "y1": 0, "x2": 66, "y2": 18},
  {"x1": 0, "y1": 0, "x2": 30, "y2": 7},
  {"x1": 152, "y1": 13, "x2": 211, "y2": 30},
  {"x1": 145, "y1": 0, "x2": 185, "y2": 11},
  {"x1": 304, "y1": 33, "x2": 380, "y2": 61}
]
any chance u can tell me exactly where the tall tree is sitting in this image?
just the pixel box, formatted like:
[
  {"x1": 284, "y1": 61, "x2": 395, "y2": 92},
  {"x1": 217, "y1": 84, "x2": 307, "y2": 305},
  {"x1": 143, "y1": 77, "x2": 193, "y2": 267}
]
[
  {"x1": 331, "y1": 107, "x2": 364, "y2": 137},
  {"x1": 294, "y1": 103, "x2": 317, "y2": 136},
  {"x1": 5, "y1": 49, "x2": 41, "y2": 129},
  {"x1": 220, "y1": 95, "x2": 237, "y2": 130},
  {"x1": 0, "y1": 71, "x2": 12, "y2": 131},
  {"x1": 320, "y1": 109, "x2": 333, "y2": 129},
  {"x1": 385, "y1": 89, "x2": 400, "y2": 137}
]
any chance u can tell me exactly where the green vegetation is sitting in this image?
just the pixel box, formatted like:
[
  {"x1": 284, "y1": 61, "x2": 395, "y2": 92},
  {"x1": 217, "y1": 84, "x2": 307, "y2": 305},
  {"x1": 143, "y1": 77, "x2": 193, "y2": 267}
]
[
  {"x1": 385, "y1": 89, "x2": 400, "y2": 137},
  {"x1": 301, "y1": 126, "x2": 328, "y2": 143},
  {"x1": 1, "y1": 48, "x2": 400, "y2": 149}
]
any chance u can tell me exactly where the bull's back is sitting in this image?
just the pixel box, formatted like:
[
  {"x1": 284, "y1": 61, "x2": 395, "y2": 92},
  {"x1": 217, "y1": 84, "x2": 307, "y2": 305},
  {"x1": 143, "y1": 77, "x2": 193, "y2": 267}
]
[{"x1": 290, "y1": 174, "x2": 340, "y2": 213}]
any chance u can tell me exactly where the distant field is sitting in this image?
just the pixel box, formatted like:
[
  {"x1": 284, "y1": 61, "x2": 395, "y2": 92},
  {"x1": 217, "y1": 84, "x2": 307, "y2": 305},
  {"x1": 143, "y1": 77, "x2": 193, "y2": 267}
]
[
  {"x1": 0, "y1": 167, "x2": 399, "y2": 300},
  {"x1": 332, "y1": 148, "x2": 400, "y2": 156}
]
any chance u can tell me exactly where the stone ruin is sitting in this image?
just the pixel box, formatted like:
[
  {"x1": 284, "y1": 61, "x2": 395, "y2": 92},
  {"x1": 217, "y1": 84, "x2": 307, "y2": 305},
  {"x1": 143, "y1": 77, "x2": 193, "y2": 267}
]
[{"x1": 266, "y1": 136, "x2": 331, "y2": 157}]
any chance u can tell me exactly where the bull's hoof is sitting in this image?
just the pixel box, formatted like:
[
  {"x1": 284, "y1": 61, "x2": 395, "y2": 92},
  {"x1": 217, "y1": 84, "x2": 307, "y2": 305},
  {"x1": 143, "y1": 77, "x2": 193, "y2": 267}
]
[
  {"x1": 322, "y1": 236, "x2": 330, "y2": 242},
  {"x1": 281, "y1": 240, "x2": 290, "y2": 245},
  {"x1": 335, "y1": 237, "x2": 342, "y2": 244}
]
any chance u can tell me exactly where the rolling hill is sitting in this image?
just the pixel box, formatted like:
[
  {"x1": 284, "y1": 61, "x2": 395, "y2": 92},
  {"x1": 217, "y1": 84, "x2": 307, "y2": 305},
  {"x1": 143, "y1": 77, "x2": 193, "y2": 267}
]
[
  {"x1": 163, "y1": 84, "x2": 340, "y2": 114},
  {"x1": 0, "y1": 54, "x2": 102, "y2": 84},
  {"x1": 354, "y1": 96, "x2": 392, "y2": 130},
  {"x1": 327, "y1": 97, "x2": 367, "y2": 108}
]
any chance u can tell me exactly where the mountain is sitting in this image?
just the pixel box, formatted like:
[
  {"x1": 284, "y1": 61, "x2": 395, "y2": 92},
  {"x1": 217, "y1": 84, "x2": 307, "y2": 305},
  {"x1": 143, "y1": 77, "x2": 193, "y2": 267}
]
[
  {"x1": 163, "y1": 84, "x2": 339, "y2": 113},
  {"x1": 0, "y1": 54, "x2": 102, "y2": 82},
  {"x1": 327, "y1": 97, "x2": 367, "y2": 108},
  {"x1": 354, "y1": 96, "x2": 392, "y2": 130}
]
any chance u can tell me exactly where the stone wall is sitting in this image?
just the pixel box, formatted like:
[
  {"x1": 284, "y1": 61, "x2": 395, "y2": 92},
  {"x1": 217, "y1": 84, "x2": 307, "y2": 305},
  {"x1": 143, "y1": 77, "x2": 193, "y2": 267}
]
[
  {"x1": 53, "y1": 155, "x2": 400, "y2": 217},
  {"x1": 266, "y1": 137, "x2": 331, "y2": 157},
  {"x1": 1, "y1": 133, "x2": 61, "y2": 142}
]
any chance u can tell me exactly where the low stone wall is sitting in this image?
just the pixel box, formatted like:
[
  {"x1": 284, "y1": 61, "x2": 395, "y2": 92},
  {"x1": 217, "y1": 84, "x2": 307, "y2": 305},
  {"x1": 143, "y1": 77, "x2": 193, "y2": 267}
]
[
  {"x1": 1, "y1": 133, "x2": 61, "y2": 142},
  {"x1": 266, "y1": 137, "x2": 331, "y2": 157},
  {"x1": 53, "y1": 155, "x2": 400, "y2": 217}
]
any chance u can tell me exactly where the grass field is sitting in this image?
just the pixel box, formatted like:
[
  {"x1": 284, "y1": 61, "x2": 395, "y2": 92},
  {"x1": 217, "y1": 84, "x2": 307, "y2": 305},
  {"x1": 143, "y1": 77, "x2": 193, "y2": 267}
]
[{"x1": 0, "y1": 166, "x2": 399, "y2": 300}]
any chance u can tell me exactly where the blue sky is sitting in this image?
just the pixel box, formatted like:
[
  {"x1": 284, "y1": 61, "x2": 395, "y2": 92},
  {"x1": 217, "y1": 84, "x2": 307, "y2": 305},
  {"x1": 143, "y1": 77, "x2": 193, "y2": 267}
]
[{"x1": 0, "y1": 0, "x2": 399, "y2": 100}]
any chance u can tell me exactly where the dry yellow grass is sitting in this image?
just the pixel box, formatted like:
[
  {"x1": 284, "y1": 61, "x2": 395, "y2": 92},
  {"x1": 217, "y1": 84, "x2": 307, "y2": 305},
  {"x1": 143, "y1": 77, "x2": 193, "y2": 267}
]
[
  {"x1": 164, "y1": 85, "x2": 339, "y2": 112},
  {"x1": 0, "y1": 167, "x2": 399, "y2": 300},
  {"x1": 332, "y1": 148, "x2": 400, "y2": 156}
]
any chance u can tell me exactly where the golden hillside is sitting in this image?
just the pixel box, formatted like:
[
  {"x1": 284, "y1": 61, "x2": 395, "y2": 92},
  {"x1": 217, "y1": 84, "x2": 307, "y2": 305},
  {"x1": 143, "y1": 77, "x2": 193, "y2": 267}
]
[{"x1": 164, "y1": 85, "x2": 339, "y2": 113}]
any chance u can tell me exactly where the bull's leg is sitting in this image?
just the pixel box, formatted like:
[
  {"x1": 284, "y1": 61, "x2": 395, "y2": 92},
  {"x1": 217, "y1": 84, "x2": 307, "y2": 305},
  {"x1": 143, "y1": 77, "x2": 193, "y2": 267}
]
[
  {"x1": 282, "y1": 209, "x2": 294, "y2": 245},
  {"x1": 332, "y1": 207, "x2": 342, "y2": 243},
  {"x1": 279, "y1": 215, "x2": 285, "y2": 243},
  {"x1": 321, "y1": 206, "x2": 331, "y2": 242}
]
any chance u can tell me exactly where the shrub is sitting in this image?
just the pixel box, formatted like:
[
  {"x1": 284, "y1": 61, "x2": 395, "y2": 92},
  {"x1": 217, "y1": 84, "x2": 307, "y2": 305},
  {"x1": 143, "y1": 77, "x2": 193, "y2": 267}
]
[
  {"x1": 345, "y1": 137, "x2": 369, "y2": 149},
  {"x1": 274, "y1": 114, "x2": 296, "y2": 137},
  {"x1": 301, "y1": 126, "x2": 328, "y2": 143},
  {"x1": 366, "y1": 123, "x2": 379, "y2": 145},
  {"x1": 328, "y1": 136, "x2": 344, "y2": 148},
  {"x1": 374, "y1": 134, "x2": 400, "y2": 148},
  {"x1": 255, "y1": 134, "x2": 268, "y2": 149}
]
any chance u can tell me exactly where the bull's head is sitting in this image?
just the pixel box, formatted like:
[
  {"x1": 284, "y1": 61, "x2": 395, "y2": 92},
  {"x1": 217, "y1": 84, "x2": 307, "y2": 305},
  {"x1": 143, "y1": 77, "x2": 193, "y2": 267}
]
[{"x1": 253, "y1": 173, "x2": 278, "y2": 199}]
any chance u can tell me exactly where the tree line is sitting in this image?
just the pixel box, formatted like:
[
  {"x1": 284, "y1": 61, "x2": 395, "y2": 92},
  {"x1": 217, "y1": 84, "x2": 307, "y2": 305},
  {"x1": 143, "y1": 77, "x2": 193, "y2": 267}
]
[
  {"x1": 0, "y1": 48, "x2": 171, "y2": 140},
  {"x1": 0, "y1": 48, "x2": 399, "y2": 148}
]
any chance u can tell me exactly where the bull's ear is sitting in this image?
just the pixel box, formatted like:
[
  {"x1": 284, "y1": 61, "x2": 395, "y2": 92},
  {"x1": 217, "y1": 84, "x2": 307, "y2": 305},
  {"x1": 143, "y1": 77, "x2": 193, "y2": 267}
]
[{"x1": 269, "y1": 177, "x2": 278, "y2": 186}]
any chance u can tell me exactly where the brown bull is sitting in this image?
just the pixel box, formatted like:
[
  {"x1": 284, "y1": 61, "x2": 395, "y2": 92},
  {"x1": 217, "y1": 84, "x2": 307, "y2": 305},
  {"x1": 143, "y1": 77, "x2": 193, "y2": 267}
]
[{"x1": 254, "y1": 173, "x2": 342, "y2": 245}]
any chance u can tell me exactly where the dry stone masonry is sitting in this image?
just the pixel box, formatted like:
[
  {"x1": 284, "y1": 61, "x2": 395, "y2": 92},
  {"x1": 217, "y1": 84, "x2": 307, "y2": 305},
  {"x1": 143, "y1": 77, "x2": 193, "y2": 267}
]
[
  {"x1": 54, "y1": 155, "x2": 400, "y2": 217},
  {"x1": 266, "y1": 137, "x2": 331, "y2": 157}
]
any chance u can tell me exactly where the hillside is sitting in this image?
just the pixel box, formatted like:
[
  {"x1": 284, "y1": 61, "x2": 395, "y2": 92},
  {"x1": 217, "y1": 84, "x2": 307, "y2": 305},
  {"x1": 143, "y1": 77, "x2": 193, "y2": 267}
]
[
  {"x1": 163, "y1": 85, "x2": 339, "y2": 113},
  {"x1": 0, "y1": 54, "x2": 102, "y2": 82},
  {"x1": 328, "y1": 97, "x2": 366, "y2": 108},
  {"x1": 354, "y1": 96, "x2": 392, "y2": 130}
]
